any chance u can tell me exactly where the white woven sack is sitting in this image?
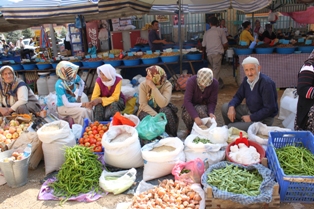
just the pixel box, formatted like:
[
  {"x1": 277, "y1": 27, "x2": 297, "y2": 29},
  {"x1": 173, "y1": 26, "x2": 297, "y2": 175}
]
[
  {"x1": 184, "y1": 134, "x2": 227, "y2": 165},
  {"x1": 37, "y1": 120, "x2": 71, "y2": 143},
  {"x1": 191, "y1": 117, "x2": 217, "y2": 139},
  {"x1": 42, "y1": 132, "x2": 75, "y2": 175},
  {"x1": 141, "y1": 137, "x2": 185, "y2": 181},
  {"x1": 278, "y1": 88, "x2": 297, "y2": 120},
  {"x1": 102, "y1": 125, "x2": 143, "y2": 169}
]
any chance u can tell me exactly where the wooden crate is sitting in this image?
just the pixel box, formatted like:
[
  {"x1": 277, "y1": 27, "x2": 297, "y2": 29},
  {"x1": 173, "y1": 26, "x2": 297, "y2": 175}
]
[{"x1": 205, "y1": 182, "x2": 280, "y2": 209}]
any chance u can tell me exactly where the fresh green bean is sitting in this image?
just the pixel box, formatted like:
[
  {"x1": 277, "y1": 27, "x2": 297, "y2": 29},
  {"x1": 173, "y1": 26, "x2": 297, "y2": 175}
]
[
  {"x1": 275, "y1": 145, "x2": 314, "y2": 175},
  {"x1": 193, "y1": 136, "x2": 212, "y2": 144},
  {"x1": 206, "y1": 164, "x2": 262, "y2": 196},
  {"x1": 49, "y1": 145, "x2": 103, "y2": 204}
]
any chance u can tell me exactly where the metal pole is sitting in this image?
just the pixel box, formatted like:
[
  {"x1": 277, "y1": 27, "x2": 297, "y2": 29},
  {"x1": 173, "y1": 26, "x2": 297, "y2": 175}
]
[
  {"x1": 49, "y1": 24, "x2": 58, "y2": 58},
  {"x1": 178, "y1": 0, "x2": 182, "y2": 74}
]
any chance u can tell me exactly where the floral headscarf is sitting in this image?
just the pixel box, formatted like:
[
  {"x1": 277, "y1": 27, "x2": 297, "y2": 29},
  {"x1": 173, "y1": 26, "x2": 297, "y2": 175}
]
[
  {"x1": 197, "y1": 68, "x2": 213, "y2": 92},
  {"x1": 56, "y1": 61, "x2": 79, "y2": 96},
  {"x1": 146, "y1": 65, "x2": 167, "y2": 107}
]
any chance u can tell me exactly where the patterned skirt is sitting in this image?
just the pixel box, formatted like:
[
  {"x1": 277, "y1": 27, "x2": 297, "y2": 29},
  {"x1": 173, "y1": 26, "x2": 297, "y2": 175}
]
[
  {"x1": 181, "y1": 105, "x2": 208, "y2": 131},
  {"x1": 93, "y1": 98, "x2": 125, "y2": 121},
  {"x1": 294, "y1": 105, "x2": 314, "y2": 133},
  {"x1": 138, "y1": 103, "x2": 179, "y2": 137}
]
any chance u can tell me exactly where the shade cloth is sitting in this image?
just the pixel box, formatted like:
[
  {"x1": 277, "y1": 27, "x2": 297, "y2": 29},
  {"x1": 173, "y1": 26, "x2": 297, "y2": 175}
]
[{"x1": 281, "y1": 6, "x2": 314, "y2": 24}]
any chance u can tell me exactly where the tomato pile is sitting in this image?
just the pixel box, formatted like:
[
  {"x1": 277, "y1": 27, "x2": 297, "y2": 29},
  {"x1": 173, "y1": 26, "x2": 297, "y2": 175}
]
[{"x1": 78, "y1": 121, "x2": 109, "y2": 152}]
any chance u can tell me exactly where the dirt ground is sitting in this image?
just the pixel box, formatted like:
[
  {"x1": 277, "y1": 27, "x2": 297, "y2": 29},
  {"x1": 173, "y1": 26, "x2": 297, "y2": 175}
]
[{"x1": 0, "y1": 63, "x2": 313, "y2": 209}]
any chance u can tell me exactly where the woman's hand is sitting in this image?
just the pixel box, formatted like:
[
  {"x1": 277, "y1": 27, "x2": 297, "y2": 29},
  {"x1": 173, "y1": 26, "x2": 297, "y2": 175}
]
[
  {"x1": 77, "y1": 96, "x2": 81, "y2": 103},
  {"x1": 209, "y1": 113, "x2": 216, "y2": 120},
  {"x1": 0, "y1": 107, "x2": 12, "y2": 116},
  {"x1": 146, "y1": 79, "x2": 156, "y2": 89},
  {"x1": 194, "y1": 117, "x2": 203, "y2": 126},
  {"x1": 91, "y1": 98, "x2": 102, "y2": 106}
]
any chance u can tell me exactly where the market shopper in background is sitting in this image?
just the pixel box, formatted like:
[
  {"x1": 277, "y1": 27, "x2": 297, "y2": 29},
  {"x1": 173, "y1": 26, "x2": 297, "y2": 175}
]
[
  {"x1": 55, "y1": 61, "x2": 93, "y2": 125},
  {"x1": 261, "y1": 24, "x2": 276, "y2": 43},
  {"x1": 221, "y1": 56, "x2": 278, "y2": 131},
  {"x1": 91, "y1": 64, "x2": 125, "y2": 121},
  {"x1": 239, "y1": 21, "x2": 255, "y2": 46},
  {"x1": 87, "y1": 42, "x2": 97, "y2": 55},
  {"x1": 15, "y1": 37, "x2": 24, "y2": 49},
  {"x1": 253, "y1": 19, "x2": 264, "y2": 41},
  {"x1": 182, "y1": 68, "x2": 218, "y2": 132},
  {"x1": 202, "y1": 16, "x2": 228, "y2": 89},
  {"x1": 295, "y1": 51, "x2": 314, "y2": 133},
  {"x1": 137, "y1": 65, "x2": 179, "y2": 137},
  {"x1": 148, "y1": 20, "x2": 171, "y2": 52},
  {"x1": 0, "y1": 66, "x2": 40, "y2": 116}
]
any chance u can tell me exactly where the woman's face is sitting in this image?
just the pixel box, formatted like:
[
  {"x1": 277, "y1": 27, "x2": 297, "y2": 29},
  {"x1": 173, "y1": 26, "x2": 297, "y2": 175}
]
[
  {"x1": 146, "y1": 72, "x2": 153, "y2": 81},
  {"x1": 1, "y1": 68, "x2": 14, "y2": 83},
  {"x1": 99, "y1": 71, "x2": 111, "y2": 83},
  {"x1": 255, "y1": 21, "x2": 260, "y2": 27}
]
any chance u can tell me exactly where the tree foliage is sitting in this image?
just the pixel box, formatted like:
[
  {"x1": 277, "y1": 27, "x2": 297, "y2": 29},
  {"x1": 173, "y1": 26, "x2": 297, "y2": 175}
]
[
  {"x1": 60, "y1": 27, "x2": 67, "y2": 38},
  {"x1": 22, "y1": 28, "x2": 34, "y2": 39},
  {"x1": 6, "y1": 30, "x2": 22, "y2": 45}
]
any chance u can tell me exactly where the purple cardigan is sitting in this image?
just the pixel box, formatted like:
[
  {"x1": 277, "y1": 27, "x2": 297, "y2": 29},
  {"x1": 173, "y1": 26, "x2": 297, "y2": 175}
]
[
  {"x1": 183, "y1": 75, "x2": 218, "y2": 119},
  {"x1": 96, "y1": 76, "x2": 125, "y2": 103}
]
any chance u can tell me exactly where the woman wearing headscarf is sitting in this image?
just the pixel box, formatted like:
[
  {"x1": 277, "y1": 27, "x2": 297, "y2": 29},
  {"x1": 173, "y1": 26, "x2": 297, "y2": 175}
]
[
  {"x1": 0, "y1": 66, "x2": 40, "y2": 116},
  {"x1": 55, "y1": 61, "x2": 93, "y2": 125},
  {"x1": 182, "y1": 68, "x2": 218, "y2": 131},
  {"x1": 295, "y1": 51, "x2": 314, "y2": 133},
  {"x1": 137, "y1": 65, "x2": 179, "y2": 137},
  {"x1": 253, "y1": 19, "x2": 264, "y2": 41},
  {"x1": 239, "y1": 21, "x2": 255, "y2": 46},
  {"x1": 91, "y1": 64, "x2": 125, "y2": 121},
  {"x1": 261, "y1": 24, "x2": 276, "y2": 43}
]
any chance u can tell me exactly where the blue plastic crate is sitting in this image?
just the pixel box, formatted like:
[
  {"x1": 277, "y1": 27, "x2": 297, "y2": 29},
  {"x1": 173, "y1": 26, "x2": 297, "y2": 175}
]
[
  {"x1": 297, "y1": 46, "x2": 314, "y2": 53},
  {"x1": 266, "y1": 131, "x2": 314, "y2": 203},
  {"x1": 22, "y1": 63, "x2": 37, "y2": 70},
  {"x1": 233, "y1": 48, "x2": 253, "y2": 55},
  {"x1": 186, "y1": 53, "x2": 202, "y2": 60},
  {"x1": 10, "y1": 64, "x2": 23, "y2": 71},
  {"x1": 254, "y1": 47, "x2": 274, "y2": 54},
  {"x1": 36, "y1": 63, "x2": 52, "y2": 70},
  {"x1": 123, "y1": 59, "x2": 141, "y2": 66},
  {"x1": 276, "y1": 47, "x2": 295, "y2": 54},
  {"x1": 104, "y1": 60, "x2": 122, "y2": 67},
  {"x1": 141, "y1": 57, "x2": 159, "y2": 65},
  {"x1": 79, "y1": 118, "x2": 110, "y2": 154},
  {"x1": 87, "y1": 61, "x2": 103, "y2": 68},
  {"x1": 51, "y1": 62, "x2": 59, "y2": 69},
  {"x1": 160, "y1": 55, "x2": 179, "y2": 63}
]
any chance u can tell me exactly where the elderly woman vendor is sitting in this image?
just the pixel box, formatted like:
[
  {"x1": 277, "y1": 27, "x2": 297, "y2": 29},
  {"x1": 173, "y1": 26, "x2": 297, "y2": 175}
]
[
  {"x1": 0, "y1": 66, "x2": 41, "y2": 116},
  {"x1": 55, "y1": 61, "x2": 93, "y2": 125}
]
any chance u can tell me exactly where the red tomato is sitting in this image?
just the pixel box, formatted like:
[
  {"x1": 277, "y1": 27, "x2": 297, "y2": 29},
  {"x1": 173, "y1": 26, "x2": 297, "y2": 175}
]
[
  {"x1": 84, "y1": 138, "x2": 90, "y2": 143},
  {"x1": 85, "y1": 126, "x2": 91, "y2": 132},
  {"x1": 88, "y1": 130, "x2": 93, "y2": 135},
  {"x1": 96, "y1": 141, "x2": 101, "y2": 147},
  {"x1": 94, "y1": 121, "x2": 100, "y2": 126},
  {"x1": 85, "y1": 142, "x2": 90, "y2": 147},
  {"x1": 90, "y1": 144, "x2": 96, "y2": 149},
  {"x1": 90, "y1": 138, "x2": 97, "y2": 145},
  {"x1": 102, "y1": 126, "x2": 108, "y2": 131},
  {"x1": 92, "y1": 130, "x2": 98, "y2": 135},
  {"x1": 88, "y1": 134, "x2": 94, "y2": 139},
  {"x1": 97, "y1": 126, "x2": 102, "y2": 131},
  {"x1": 99, "y1": 130, "x2": 104, "y2": 135},
  {"x1": 79, "y1": 138, "x2": 84, "y2": 144},
  {"x1": 92, "y1": 126, "x2": 98, "y2": 131},
  {"x1": 83, "y1": 135, "x2": 89, "y2": 139},
  {"x1": 83, "y1": 132, "x2": 88, "y2": 136},
  {"x1": 96, "y1": 137, "x2": 101, "y2": 142},
  {"x1": 94, "y1": 134, "x2": 100, "y2": 139},
  {"x1": 94, "y1": 146, "x2": 102, "y2": 152}
]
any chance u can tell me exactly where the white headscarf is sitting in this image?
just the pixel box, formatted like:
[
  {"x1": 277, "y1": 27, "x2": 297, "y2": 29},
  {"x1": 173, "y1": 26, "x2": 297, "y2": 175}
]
[{"x1": 97, "y1": 64, "x2": 121, "y2": 87}]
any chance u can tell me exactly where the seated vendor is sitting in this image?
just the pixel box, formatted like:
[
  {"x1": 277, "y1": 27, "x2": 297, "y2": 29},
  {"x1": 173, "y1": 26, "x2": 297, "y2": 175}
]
[
  {"x1": 261, "y1": 24, "x2": 276, "y2": 43},
  {"x1": 55, "y1": 61, "x2": 93, "y2": 125},
  {"x1": 0, "y1": 66, "x2": 41, "y2": 116},
  {"x1": 91, "y1": 64, "x2": 125, "y2": 121},
  {"x1": 87, "y1": 42, "x2": 97, "y2": 55}
]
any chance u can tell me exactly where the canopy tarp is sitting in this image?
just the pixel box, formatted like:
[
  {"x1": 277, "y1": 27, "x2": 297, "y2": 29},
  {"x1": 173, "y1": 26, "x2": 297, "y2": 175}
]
[
  {"x1": 1, "y1": 0, "x2": 152, "y2": 25},
  {"x1": 281, "y1": 6, "x2": 314, "y2": 24}
]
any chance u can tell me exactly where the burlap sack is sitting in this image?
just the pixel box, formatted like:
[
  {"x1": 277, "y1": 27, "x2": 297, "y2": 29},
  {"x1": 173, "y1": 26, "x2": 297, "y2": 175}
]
[{"x1": 8, "y1": 132, "x2": 43, "y2": 170}]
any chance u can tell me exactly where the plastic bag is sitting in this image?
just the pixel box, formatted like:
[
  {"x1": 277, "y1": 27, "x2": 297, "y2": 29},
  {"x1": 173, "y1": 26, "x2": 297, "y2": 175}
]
[
  {"x1": 111, "y1": 112, "x2": 136, "y2": 127},
  {"x1": 191, "y1": 117, "x2": 217, "y2": 139},
  {"x1": 172, "y1": 158, "x2": 205, "y2": 184},
  {"x1": 99, "y1": 168, "x2": 136, "y2": 195},
  {"x1": 136, "y1": 113, "x2": 167, "y2": 140}
]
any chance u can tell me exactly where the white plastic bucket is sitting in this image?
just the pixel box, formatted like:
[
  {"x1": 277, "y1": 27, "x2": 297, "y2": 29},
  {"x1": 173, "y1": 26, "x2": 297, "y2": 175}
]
[
  {"x1": 36, "y1": 75, "x2": 49, "y2": 96},
  {"x1": 47, "y1": 73, "x2": 58, "y2": 93},
  {"x1": 0, "y1": 149, "x2": 30, "y2": 188}
]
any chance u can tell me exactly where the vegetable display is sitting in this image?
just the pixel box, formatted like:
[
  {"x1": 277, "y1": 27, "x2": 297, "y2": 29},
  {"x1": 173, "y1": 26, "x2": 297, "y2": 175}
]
[
  {"x1": 49, "y1": 146, "x2": 102, "y2": 203},
  {"x1": 130, "y1": 179, "x2": 201, "y2": 209},
  {"x1": 207, "y1": 164, "x2": 263, "y2": 196},
  {"x1": 275, "y1": 145, "x2": 314, "y2": 175},
  {"x1": 192, "y1": 136, "x2": 211, "y2": 144},
  {"x1": 79, "y1": 121, "x2": 109, "y2": 152}
]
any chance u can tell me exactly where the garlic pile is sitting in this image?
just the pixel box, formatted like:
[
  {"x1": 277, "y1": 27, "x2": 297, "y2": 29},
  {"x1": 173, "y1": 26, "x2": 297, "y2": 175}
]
[{"x1": 130, "y1": 179, "x2": 201, "y2": 209}]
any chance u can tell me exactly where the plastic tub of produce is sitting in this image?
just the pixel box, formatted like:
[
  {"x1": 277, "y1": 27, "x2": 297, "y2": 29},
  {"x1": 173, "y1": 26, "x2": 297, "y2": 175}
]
[
  {"x1": 254, "y1": 47, "x2": 275, "y2": 54},
  {"x1": 10, "y1": 64, "x2": 23, "y2": 71},
  {"x1": 226, "y1": 140, "x2": 265, "y2": 166},
  {"x1": 36, "y1": 63, "x2": 52, "y2": 70},
  {"x1": 123, "y1": 59, "x2": 141, "y2": 66},
  {"x1": 141, "y1": 57, "x2": 159, "y2": 65},
  {"x1": 22, "y1": 63, "x2": 37, "y2": 70},
  {"x1": 186, "y1": 53, "x2": 202, "y2": 60},
  {"x1": 81, "y1": 61, "x2": 90, "y2": 67},
  {"x1": 276, "y1": 47, "x2": 296, "y2": 54},
  {"x1": 160, "y1": 55, "x2": 180, "y2": 63},
  {"x1": 87, "y1": 61, "x2": 103, "y2": 68},
  {"x1": 104, "y1": 60, "x2": 122, "y2": 67},
  {"x1": 130, "y1": 47, "x2": 140, "y2": 52},
  {"x1": 72, "y1": 61, "x2": 82, "y2": 67},
  {"x1": 51, "y1": 62, "x2": 59, "y2": 69},
  {"x1": 233, "y1": 48, "x2": 253, "y2": 55},
  {"x1": 297, "y1": 46, "x2": 314, "y2": 53}
]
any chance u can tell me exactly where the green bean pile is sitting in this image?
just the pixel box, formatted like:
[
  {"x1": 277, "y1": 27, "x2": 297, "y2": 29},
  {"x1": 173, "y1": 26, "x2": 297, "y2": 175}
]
[
  {"x1": 49, "y1": 146, "x2": 102, "y2": 203},
  {"x1": 275, "y1": 145, "x2": 314, "y2": 175},
  {"x1": 193, "y1": 136, "x2": 212, "y2": 144},
  {"x1": 207, "y1": 164, "x2": 263, "y2": 196}
]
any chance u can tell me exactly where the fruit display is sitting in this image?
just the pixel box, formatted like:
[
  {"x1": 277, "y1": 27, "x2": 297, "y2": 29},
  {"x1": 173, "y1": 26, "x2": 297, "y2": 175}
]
[
  {"x1": 68, "y1": 59, "x2": 81, "y2": 62},
  {"x1": 234, "y1": 45, "x2": 249, "y2": 49},
  {"x1": 141, "y1": 23, "x2": 152, "y2": 30},
  {"x1": 123, "y1": 55, "x2": 142, "y2": 60},
  {"x1": 2, "y1": 151, "x2": 25, "y2": 162},
  {"x1": 142, "y1": 54, "x2": 159, "y2": 59},
  {"x1": 109, "y1": 49, "x2": 122, "y2": 56},
  {"x1": 78, "y1": 121, "x2": 109, "y2": 152},
  {"x1": 255, "y1": 43, "x2": 272, "y2": 48},
  {"x1": 84, "y1": 57, "x2": 103, "y2": 62},
  {"x1": 276, "y1": 44, "x2": 294, "y2": 48},
  {"x1": 37, "y1": 61, "x2": 50, "y2": 64},
  {"x1": 103, "y1": 57, "x2": 121, "y2": 61},
  {"x1": 161, "y1": 52, "x2": 180, "y2": 56},
  {"x1": 0, "y1": 119, "x2": 31, "y2": 145},
  {"x1": 186, "y1": 51, "x2": 202, "y2": 54}
]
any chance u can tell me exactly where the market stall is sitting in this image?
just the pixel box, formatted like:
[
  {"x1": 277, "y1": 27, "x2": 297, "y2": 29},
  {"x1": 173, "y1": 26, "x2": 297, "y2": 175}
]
[{"x1": 237, "y1": 53, "x2": 309, "y2": 88}]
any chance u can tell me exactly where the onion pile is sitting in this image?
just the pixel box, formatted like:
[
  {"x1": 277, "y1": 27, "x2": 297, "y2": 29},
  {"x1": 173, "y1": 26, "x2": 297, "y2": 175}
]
[{"x1": 130, "y1": 179, "x2": 201, "y2": 209}]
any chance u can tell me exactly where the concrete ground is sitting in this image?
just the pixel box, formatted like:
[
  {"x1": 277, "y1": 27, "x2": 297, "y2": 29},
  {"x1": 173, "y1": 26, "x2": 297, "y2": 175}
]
[{"x1": 0, "y1": 63, "x2": 313, "y2": 209}]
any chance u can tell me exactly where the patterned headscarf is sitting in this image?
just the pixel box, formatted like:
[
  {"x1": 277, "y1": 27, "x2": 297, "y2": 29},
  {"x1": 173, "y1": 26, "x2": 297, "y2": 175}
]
[
  {"x1": 146, "y1": 65, "x2": 167, "y2": 107},
  {"x1": 97, "y1": 64, "x2": 121, "y2": 87},
  {"x1": 56, "y1": 61, "x2": 79, "y2": 97},
  {"x1": 197, "y1": 68, "x2": 213, "y2": 92}
]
